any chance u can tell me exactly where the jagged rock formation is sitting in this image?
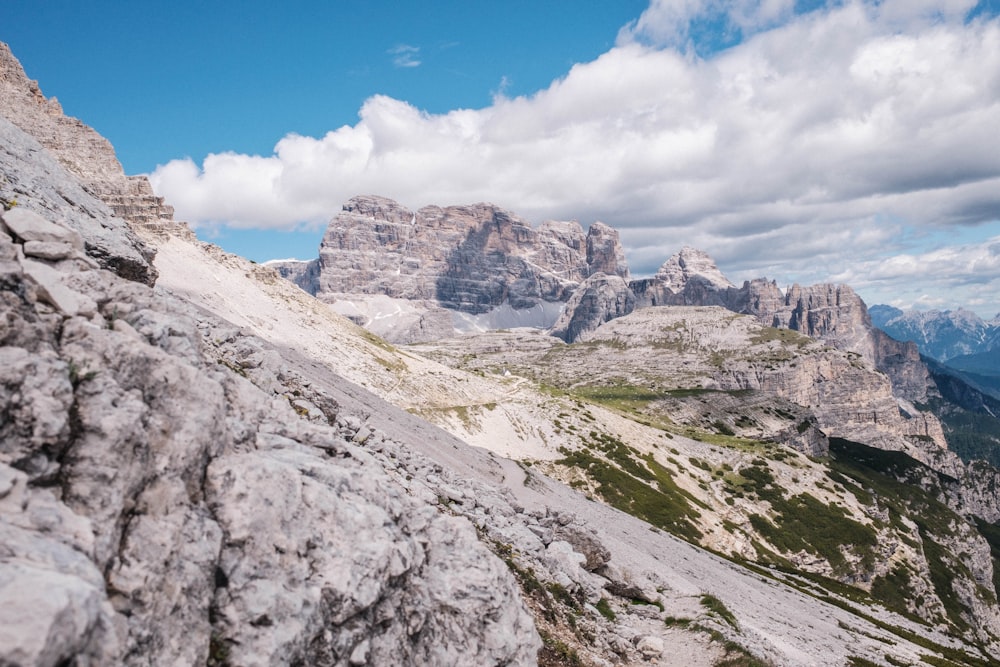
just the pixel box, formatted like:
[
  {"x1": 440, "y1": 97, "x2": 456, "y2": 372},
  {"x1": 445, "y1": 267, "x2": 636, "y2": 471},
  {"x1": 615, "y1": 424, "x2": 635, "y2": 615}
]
[
  {"x1": 0, "y1": 115, "x2": 156, "y2": 285},
  {"x1": 562, "y1": 306, "x2": 945, "y2": 457},
  {"x1": 549, "y1": 272, "x2": 635, "y2": 343},
  {"x1": 654, "y1": 245, "x2": 734, "y2": 294},
  {"x1": 0, "y1": 42, "x2": 164, "y2": 284},
  {"x1": 585, "y1": 221, "x2": 629, "y2": 280},
  {"x1": 279, "y1": 195, "x2": 630, "y2": 340}
]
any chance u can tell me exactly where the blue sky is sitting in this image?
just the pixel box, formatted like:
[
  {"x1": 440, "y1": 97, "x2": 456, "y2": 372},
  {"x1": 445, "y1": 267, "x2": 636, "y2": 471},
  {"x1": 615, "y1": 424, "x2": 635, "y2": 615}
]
[{"x1": 5, "y1": 0, "x2": 1000, "y2": 316}]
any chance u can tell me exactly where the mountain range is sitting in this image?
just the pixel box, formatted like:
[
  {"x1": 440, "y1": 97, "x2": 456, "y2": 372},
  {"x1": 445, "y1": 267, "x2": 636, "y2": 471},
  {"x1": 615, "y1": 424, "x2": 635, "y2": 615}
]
[
  {"x1": 5, "y1": 40, "x2": 1000, "y2": 666},
  {"x1": 870, "y1": 305, "x2": 1000, "y2": 362}
]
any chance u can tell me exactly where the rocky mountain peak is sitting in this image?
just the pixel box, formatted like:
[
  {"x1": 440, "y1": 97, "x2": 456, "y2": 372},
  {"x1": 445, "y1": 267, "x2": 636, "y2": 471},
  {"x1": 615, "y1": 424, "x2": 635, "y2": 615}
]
[
  {"x1": 300, "y1": 196, "x2": 631, "y2": 332},
  {"x1": 585, "y1": 221, "x2": 629, "y2": 281},
  {"x1": 654, "y1": 246, "x2": 734, "y2": 292},
  {"x1": 871, "y1": 306, "x2": 997, "y2": 361},
  {"x1": 341, "y1": 193, "x2": 415, "y2": 223}
]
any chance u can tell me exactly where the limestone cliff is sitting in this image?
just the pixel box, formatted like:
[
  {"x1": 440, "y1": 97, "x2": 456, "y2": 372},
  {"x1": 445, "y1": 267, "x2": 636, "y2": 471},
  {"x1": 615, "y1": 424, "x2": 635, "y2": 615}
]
[
  {"x1": 549, "y1": 272, "x2": 635, "y2": 343},
  {"x1": 296, "y1": 195, "x2": 629, "y2": 320}
]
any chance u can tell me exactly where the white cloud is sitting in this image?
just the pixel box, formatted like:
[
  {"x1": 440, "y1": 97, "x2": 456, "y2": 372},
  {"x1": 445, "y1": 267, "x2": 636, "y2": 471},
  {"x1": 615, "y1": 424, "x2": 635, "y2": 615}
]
[
  {"x1": 618, "y1": 0, "x2": 798, "y2": 51},
  {"x1": 388, "y1": 44, "x2": 421, "y2": 68},
  {"x1": 826, "y1": 236, "x2": 1000, "y2": 313},
  {"x1": 150, "y1": 1, "x2": 1000, "y2": 314}
]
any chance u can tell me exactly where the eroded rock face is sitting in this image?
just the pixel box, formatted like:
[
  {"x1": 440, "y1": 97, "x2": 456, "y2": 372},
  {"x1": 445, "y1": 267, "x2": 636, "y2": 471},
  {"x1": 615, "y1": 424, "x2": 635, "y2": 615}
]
[
  {"x1": 655, "y1": 246, "x2": 734, "y2": 293},
  {"x1": 0, "y1": 43, "x2": 173, "y2": 230},
  {"x1": 0, "y1": 115, "x2": 157, "y2": 285},
  {"x1": 0, "y1": 207, "x2": 540, "y2": 666},
  {"x1": 586, "y1": 221, "x2": 629, "y2": 281},
  {"x1": 779, "y1": 283, "x2": 875, "y2": 360},
  {"x1": 0, "y1": 43, "x2": 160, "y2": 285},
  {"x1": 630, "y1": 247, "x2": 735, "y2": 310},
  {"x1": 550, "y1": 273, "x2": 635, "y2": 343},
  {"x1": 305, "y1": 195, "x2": 628, "y2": 316},
  {"x1": 268, "y1": 257, "x2": 320, "y2": 294}
]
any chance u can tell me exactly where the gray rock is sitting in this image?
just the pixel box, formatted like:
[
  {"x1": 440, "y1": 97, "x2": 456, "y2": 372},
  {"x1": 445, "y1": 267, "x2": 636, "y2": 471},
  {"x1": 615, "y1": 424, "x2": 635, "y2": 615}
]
[
  {"x1": 586, "y1": 221, "x2": 629, "y2": 281},
  {"x1": 553, "y1": 523, "x2": 611, "y2": 572},
  {"x1": 0, "y1": 115, "x2": 157, "y2": 285},
  {"x1": 550, "y1": 273, "x2": 636, "y2": 342},
  {"x1": 22, "y1": 240, "x2": 77, "y2": 260},
  {"x1": 0, "y1": 43, "x2": 174, "y2": 237},
  {"x1": 0, "y1": 205, "x2": 542, "y2": 666},
  {"x1": 635, "y1": 635, "x2": 665, "y2": 658},
  {"x1": 300, "y1": 195, "x2": 629, "y2": 322},
  {"x1": 2, "y1": 207, "x2": 84, "y2": 248},
  {"x1": 20, "y1": 257, "x2": 97, "y2": 317}
]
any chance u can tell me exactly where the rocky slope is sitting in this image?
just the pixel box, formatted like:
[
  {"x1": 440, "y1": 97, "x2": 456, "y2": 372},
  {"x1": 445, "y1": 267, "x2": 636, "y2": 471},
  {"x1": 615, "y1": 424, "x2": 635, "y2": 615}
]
[
  {"x1": 2, "y1": 103, "x2": 940, "y2": 667},
  {"x1": 0, "y1": 43, "x2": 167, "y2": 285},
  {"x1": 410, "y1": 313, "x2": 1000, "y2": 649},
  {"x1": 0, "y1": 205, "x2": 541, "y2": 666}
]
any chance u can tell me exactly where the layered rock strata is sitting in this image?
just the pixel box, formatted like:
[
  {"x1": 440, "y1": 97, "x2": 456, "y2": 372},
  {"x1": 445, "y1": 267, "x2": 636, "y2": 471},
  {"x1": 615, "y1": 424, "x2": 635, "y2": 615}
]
[
  {"x1": 0, "y1": 115, "x2": 156, "y2": 285},
  {"x1": 0, "y1": 42, "x2": 162, "y2": 284},
  {"x1": 296, "y1": 195, "x2": 629, "y2": 316}
]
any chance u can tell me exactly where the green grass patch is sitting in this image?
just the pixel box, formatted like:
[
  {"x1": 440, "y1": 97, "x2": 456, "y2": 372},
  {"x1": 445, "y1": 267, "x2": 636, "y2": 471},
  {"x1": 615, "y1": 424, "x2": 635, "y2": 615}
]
[
  {"x1": 595, "y1": 597, "x2": 616, "y2": 621},
  {"x1": 847, "y1": 658, "x2": 881, "y2": 667},
  {"x1": 556, "y1": 447, "x2": 703, "y2": 542},
  {"x1": 749, "y1": 491, "x2": 877, "y2": 574},
  {"x1": 826, "y1": 438, "x2": 996, "y2": 636},
  {"x1": 870, "y1": 564, "x2": 916, "y2": 616},
  {"x1": 749, "y1": 327, "x2": 813, "y2": 347},
  {"x1": 921, "y1": 533, "x2": 971, "y2": 632},
  {"x1": 700, "y1": 593, "x2": 739, "y2": 631}
]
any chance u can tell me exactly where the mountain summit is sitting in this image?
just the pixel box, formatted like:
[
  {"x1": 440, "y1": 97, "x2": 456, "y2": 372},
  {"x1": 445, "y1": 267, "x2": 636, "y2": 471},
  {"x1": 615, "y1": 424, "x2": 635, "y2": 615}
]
[{"x1": 654, "y1": 245, "x2": 735, "y2": 292}]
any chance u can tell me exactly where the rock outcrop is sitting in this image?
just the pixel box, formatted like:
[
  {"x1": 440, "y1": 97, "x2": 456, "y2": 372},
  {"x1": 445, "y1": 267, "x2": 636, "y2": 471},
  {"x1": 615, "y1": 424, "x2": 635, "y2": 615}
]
[
  {"x1": 654, "y1": 245, "x2": 734, "y2": 292},
  {"x1": 550, "y1": 273, "x2": 635, "y2": 343},
  {"x1": 0, "y1": 115, "x2": 156, "y2": 285},
  {"x1": 585, "y1": 221, "x2": 629, "y2": 281},
  {"x1": 773, "y1": 283, "x2": 875, "y2": 360},
  {"x1": 294, "y1": 195, "x2": 629, "y2": 322},
  {"x1": 630, "y1": 246, "x2": 736, "y2": 309},
  {"x1": 267, "y1": 257, "x2": 320, "y2": 294},
  {"x1": 0, "y1": 42, "x2": 162, "y2": 284}
]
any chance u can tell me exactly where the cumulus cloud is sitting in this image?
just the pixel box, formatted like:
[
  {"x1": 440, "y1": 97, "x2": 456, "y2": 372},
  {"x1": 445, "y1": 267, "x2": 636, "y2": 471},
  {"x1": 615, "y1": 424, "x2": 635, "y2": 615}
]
[
  {"x1": 150, "y1": 0, "x2": 1000, "y2": 314},
  {"x1": 827, "y1": 235, "x2": 1000, "y2": 312},
  {"x1": 618, "y1": 0, "x2": 797, "y2": 51}
]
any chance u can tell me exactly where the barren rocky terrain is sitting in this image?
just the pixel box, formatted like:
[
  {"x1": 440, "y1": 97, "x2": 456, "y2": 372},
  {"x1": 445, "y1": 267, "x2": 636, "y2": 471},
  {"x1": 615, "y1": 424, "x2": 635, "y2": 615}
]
[{"x1": 4, "y1": 40, "x2": 1000, "y2": 667}]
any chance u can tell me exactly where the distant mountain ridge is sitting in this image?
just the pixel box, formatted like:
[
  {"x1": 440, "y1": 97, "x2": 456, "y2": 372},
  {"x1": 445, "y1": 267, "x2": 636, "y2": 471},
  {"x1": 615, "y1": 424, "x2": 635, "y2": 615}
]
[{"x1": 870, "y1": 304, "x2": 1000, "y2": 362}]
